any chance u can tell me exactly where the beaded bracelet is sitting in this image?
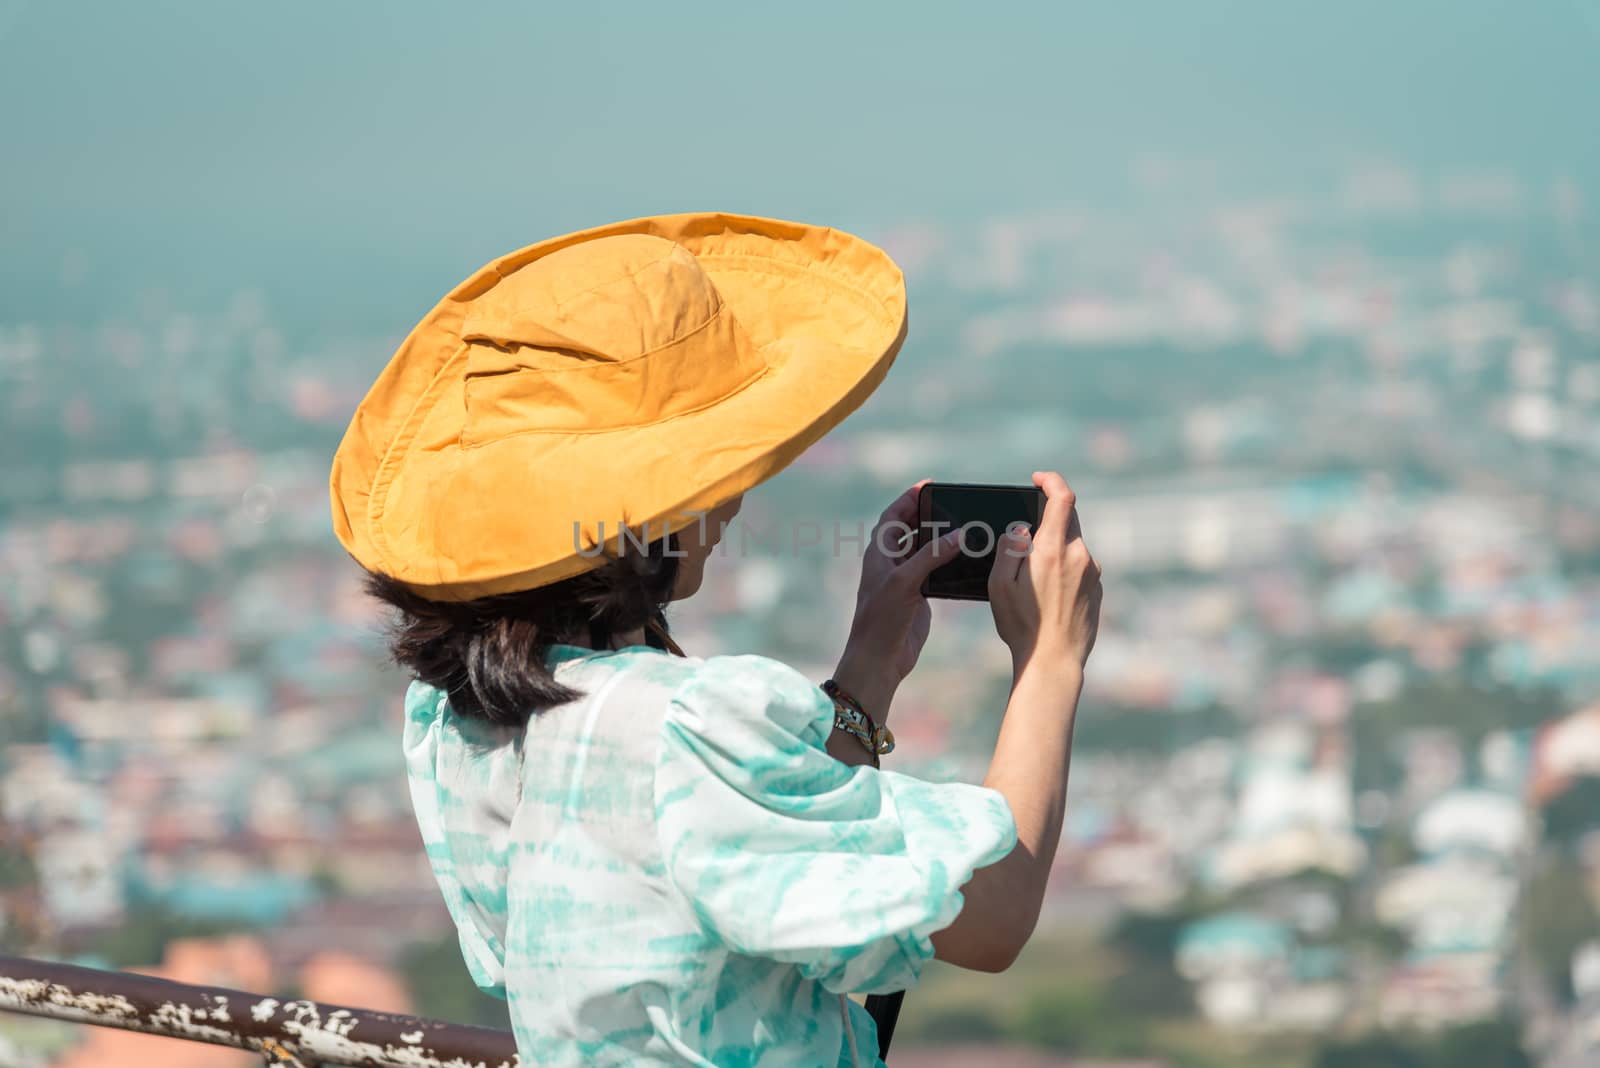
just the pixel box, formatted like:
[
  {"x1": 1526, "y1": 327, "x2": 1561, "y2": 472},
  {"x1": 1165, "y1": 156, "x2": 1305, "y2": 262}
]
[{"x1": 821, "y1": 679, "x2": 895, "y2": 765}]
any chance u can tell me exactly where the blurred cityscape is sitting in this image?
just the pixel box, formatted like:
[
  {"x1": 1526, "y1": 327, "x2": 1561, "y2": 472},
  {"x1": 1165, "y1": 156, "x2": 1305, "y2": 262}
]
[{"x1": 2, "y1": 163, "x2": 1599, "y2": 1067}]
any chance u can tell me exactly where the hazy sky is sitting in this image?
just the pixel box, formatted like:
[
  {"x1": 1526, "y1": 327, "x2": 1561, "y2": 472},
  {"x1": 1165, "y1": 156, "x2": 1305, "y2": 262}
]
[{"x1": 3, "y1": 0, "x2": 1597, "y2": 326}]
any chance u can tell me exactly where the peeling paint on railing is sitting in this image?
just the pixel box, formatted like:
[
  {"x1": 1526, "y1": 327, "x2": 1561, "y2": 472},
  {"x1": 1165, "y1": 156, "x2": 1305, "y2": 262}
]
[{"x1": 0, "y1": 955, "x2": 520, "y2": 1068}]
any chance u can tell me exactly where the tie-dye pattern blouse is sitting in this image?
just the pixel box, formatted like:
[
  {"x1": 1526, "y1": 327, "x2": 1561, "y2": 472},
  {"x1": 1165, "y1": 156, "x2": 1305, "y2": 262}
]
[{"x1": 402, "y1": 643, "x2": 1017, "y2": 1066}]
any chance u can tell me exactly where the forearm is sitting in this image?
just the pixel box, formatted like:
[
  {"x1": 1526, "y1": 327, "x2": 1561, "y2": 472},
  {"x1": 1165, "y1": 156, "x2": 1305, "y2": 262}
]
[
  {"x1": 982, "y1": 661, "x2": 1082, "y2": 940},
  {"x1": 932, "y1": 660, "x2": 1083, "y2": 970}
]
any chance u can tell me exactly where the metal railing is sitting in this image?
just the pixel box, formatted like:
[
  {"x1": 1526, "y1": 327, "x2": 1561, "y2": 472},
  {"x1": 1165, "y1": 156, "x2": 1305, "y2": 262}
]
[{"x1": 0, "y1": 954, "x2": 519, "y2": 1067}]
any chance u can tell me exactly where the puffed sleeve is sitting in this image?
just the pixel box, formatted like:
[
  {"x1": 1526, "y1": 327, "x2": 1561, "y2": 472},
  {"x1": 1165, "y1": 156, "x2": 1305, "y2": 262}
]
[{"x1": 653, "y1": 654, "x2": 1017, "y2": 995}]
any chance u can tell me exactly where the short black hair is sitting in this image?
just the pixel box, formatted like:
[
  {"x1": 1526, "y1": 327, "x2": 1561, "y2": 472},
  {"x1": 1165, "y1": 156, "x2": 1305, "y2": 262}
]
[{"x1": 363, "y1": 535, "x2": 680, "y2": 727}]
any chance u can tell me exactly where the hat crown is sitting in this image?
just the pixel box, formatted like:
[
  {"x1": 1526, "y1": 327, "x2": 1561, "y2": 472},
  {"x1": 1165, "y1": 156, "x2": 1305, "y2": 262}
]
[
  {"x1": 457, "y1": 233, "x2": 765, "y2": 443},
  {"x1": 462, "y1": 234, "x2": 717, "y2": 364}
]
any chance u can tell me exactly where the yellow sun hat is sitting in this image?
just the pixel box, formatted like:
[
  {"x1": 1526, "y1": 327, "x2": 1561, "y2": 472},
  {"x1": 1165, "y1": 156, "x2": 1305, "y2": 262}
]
[{"x1": 329, "y1": 212, "x2": 908, "y2": 601}]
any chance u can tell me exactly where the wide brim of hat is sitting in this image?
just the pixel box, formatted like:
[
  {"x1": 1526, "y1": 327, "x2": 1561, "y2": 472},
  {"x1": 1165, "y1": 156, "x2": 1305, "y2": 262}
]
[{"x1": 329, "y1": 212, "x2": 907, "y2": 600}]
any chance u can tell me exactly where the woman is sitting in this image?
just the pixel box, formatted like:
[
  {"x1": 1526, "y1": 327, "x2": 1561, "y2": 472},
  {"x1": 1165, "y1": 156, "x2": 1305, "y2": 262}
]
[{"x1": 330, "y1": 213, "x2": 1102, "y2": 1066}]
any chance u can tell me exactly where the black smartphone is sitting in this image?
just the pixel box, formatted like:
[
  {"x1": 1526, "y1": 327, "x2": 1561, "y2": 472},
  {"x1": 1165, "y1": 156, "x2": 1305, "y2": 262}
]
[{"x1": 915, "y1": 482, "x2": 1047, "y2": 601}]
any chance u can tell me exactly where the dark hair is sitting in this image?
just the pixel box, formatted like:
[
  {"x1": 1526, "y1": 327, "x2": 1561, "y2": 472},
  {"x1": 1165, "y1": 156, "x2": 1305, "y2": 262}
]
[{"x1": 364, "y1": 535, "x2": 681, "y2": 727}]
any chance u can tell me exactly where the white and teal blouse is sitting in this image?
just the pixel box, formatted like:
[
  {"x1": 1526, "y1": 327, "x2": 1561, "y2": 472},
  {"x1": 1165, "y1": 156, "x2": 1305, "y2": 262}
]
[{"x1": 402, "y1": 644, "x2": 1017, "y2": 1066}]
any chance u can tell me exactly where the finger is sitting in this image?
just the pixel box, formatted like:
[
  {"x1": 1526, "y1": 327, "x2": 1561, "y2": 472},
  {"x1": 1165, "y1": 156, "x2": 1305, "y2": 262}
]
[
  {"x1": 897, "y1": 528, "x2": 963, "y2": 584},
  {"x1": 1032, "y1": 470, "x2": 1079, "y2": 545},
  {"x1": 872, "y1": 479, "x2": 932, "y2": 556},
  {"x1": 875, "y1": 479, "x2": 931, "y2": 531},
  {"x1": 993, "y1": 523, "x2": 1030, "y2": 584}
]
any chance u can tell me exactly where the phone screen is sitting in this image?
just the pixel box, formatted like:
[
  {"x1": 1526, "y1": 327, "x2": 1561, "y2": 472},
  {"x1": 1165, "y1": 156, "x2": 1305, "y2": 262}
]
[{"x1": 916, "y1": 483, "x2": 1047, "y2": 601}]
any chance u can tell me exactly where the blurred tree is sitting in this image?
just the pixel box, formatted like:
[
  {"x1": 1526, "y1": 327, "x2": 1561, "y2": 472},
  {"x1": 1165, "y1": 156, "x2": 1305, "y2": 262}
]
[
  {"x1": 1344, "y1": 920, "x2": 1408, "y2": 959},
  {"x1": 397, "y1": 933, "x2": 511, "y2": 1030},
  {"x1": 1105, "y1": 901, "x2": 1201, "y2": 1015},
  {"x1": 910, "y1": 1005, "x2": 1005, "y2": 1044},
  {"x1": 309, "y1": 863, "x2": 341, "y2": 896},
  {"x1": 1374, "y1": 826, "x2": 1420, "y2": 870},
  {"x1": 1013, "y1": 981, "x2": 1093, "y2": 1052},
  {"x1": 1428, "y1": 1017, "x2": 1530, "y2": 1068},
  {"x1": 1070, "y1": 700, "x2": 1237, "y2": 754},
  {"x1": 1314, "y1": 1019, "x2": 1530, "y2": 1068},
  {"x1": 1350, "y1": 681, "x2": 1562, "y2": 798},
  {"x1": 1013, "y1": 979, "x2": 1143, "y2": 1057},
  {"x1": 0, "y1": 842, "x2": 37, "y2": 889},
  {"x1": 1308, "y1": 636, "x2": 1390, "y2": 676},
  {"x1": 1355, "y1": 682, "x2": 1560, "y2": 743},
  {"x1": 1109, "y1": 906, "x2": 1192, "y2": 962},
  {"x1": 1540, "y1": 776, "x2": 1600, "y2": 850},
  {"x1": 1106, "y1": 956, "x2": 1192, "y2": 1017},
  {"x1": 1314, "y1": 1034, "x2": 1426, "y2": 1068},
  {"x1": 1519, "y1": 853, "x2": 1600, "y2": 1004},
  {"x1": 86, "y1": 904, "x2": 249, "y2": 968}
]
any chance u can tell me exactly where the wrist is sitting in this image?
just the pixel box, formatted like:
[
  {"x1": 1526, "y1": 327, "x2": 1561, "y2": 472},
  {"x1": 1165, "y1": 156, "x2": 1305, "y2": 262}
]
[
  {"x1": 830, "y1": 653, "x2": 897, "y2": 724},
  {"x1": 823, "y1": 679, "x2": 894, "y2": 764},
  {"x1": 825, "y1": 722, "x2": 881, "y2": 768},
  {"x1": 1010, "y1": 651, "x2": 1085, "y2": 695}
]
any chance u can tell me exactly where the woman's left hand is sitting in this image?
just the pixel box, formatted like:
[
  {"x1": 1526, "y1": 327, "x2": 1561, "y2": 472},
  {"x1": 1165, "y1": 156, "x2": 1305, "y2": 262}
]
[{"x1": 832, "y1": 481, "x2": 962, "y2": 722}]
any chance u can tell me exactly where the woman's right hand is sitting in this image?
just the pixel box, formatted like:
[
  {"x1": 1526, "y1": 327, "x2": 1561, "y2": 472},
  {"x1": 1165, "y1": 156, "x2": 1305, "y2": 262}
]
[{"x1": 987, "y1": 471, "x2": 1102, "y2": 676}]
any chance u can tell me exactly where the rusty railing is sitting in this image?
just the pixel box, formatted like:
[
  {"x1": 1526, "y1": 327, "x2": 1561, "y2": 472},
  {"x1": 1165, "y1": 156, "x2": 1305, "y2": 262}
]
[{"x1": 0, "y1": 954, "x2": 519, "y2": 1067}]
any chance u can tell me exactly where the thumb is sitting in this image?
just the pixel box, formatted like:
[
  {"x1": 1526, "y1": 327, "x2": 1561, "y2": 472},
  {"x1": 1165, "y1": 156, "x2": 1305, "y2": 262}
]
[{"x1": 898, "y1": 528, "x2": 963, "y2": 585}]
